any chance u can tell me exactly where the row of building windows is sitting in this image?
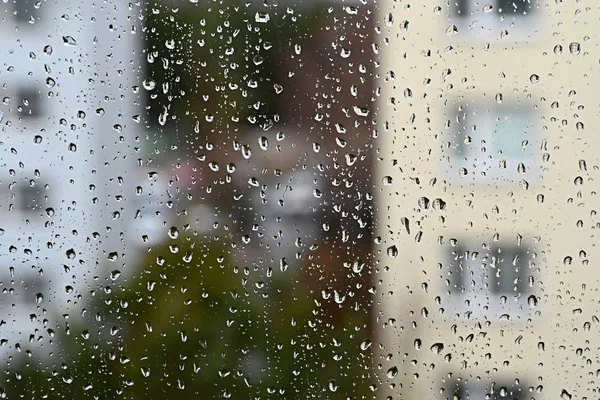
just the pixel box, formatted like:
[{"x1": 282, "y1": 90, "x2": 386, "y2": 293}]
[
  {"x1": 444, "y1": 379, "x2": 528, "y2": 400},
  {"x1": 454, "y1": 0, "x2": 536, "y2": 17},
  {"x1": 3, "y1": 1, "x2": 538, "y2": 25}
]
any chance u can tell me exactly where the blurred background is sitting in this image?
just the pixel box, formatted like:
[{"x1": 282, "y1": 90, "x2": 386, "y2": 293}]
[
  {"x1": 0, "y1": 0, "x2": 597, "y2": 399},
  {"x1": 0, "y1": 0, "x2": 376, "y2": 398}
]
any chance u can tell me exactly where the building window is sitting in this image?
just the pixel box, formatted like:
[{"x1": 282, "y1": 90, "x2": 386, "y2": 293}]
[
  {"x1": 450, "y1": 0, "x2": 539, "y2": 41},
  {"x1": 16, "y1": 181, "x2": 45, "y2": 213},
  {"x1": 16, "y1": 88, "x2": 43, "y2": 120},
  {"x1": 453, "y1": 0, "x2": 536, "y2": 18},
  {"x1": 446, "y1": 100, "x2": 536, "y2": 184},
  {"x1": 21, "y1": 278, "x2": 45, "y2": 307},
  {"x1": 489, "y1": 245, "x2": 529, "y2": 295},
  {"x1": 445, "y1": 238, "x2": 535, "y2": 318},
  {"x1": 445, "y1": 379, "x2": 527, "y2": 400},
  {"x1": 498, "y1": 0, "x2": 535, "y2": 15},
  {"x1": 10, "y1": 0, "x2": 39, "y2": 24}
]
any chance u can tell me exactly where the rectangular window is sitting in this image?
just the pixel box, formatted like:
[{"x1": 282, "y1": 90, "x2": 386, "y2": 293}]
[
  {"x1": 489, "y1": 245, "x2": 529, "y2": 295},
  {"x1": 450, "y1": 0, "x2": 538, "y2": 41},
  {"x1": 13, "y1": 0, "x2": 38, "y2": 23},
  {"x1": 16, "y1": 88, "x2": 43, "y2": 120},
  {"x1": 498, "y1": 0, "x2": 535, "y2": 15},
  {"x1": 17, "y1": 181, "x2": 44, "y2": 213},
  {"x1": 444, "y1": 237, "x2": 535, "y2": 319},
  {"x1": 453, "y1": 0, "x2": 536, "y2": 17},
  {"x1": 445, "y1": 379, "x2": 527, "y2": 400},
  {"x1": 454, "y1": 0, "x2": 469, "y2": 18},
  {"x1": 446, "y1": 100, "x2": 536, "y2": 184}
]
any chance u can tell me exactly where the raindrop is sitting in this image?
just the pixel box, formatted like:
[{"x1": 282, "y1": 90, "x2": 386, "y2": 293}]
[
  {"x1": 569, "y1": 42, "x2": 581, "y2": 56},
  {"x1": 168, "y1": 227, "x2": 179, "y2": 239},
  {"x1": 387, "y1": 245, "x2": 398, "y2": 259},
  {"x1": 360, "y1": 339, "x2": 372, "y2": 351},
  {"x1": 110, "y1": 270, "x2": 121, "y2": 281},
  {"x1": 554, "y1": 44, "x2": 563, "y2": 55},
  {"x1": 62, "y1": 36, "x2": 77, "y2": 46},
  {"x1": 414, "y1": 338, "x2": 422, "y2": 350},
  {"x1": 432, "y1": 198, "x2": 446, "y2": 212},
  {"x1": 564, "y1": 256, "x2": 573, "y2": 266},
  {"x1": 258, "y1": 136, "x2": 268, "y2": 151},
  {"x1": 528, "y1": 295, "x2": 538, "y2": 307},
  {"x1": 328, "y1": 380, "x2": 338, "y2": 392},
  {"x1": 143, "y1": 79, "x2": 156, "y2": 91},
  {"x1": 430, "y1": 343, "x2": 444, "y2": 354},
  {"x1": 561, "y1": 389, "x2": 572, "y2": 400},
  {"x1": 386, "y1": 366, "x2": 398, "y2": 379}
]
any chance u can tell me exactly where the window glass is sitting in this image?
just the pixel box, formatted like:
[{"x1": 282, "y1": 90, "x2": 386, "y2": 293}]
[{"x1": 0, "y1": 0, "x2": 594, "y2": 399}]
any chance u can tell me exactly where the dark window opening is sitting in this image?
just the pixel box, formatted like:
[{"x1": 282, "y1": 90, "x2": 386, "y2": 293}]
[
  {"x1": 13, "y1": 0, "x2": 38, "y2": 23},
  {"x1": 489, "y1": 245, "x2": 529, "y2": 295},
  {"x1": 447, "y1": 241, "x2": 531, "y2": 296},
  {"x1": 498, "y1": 0, "x2": 534, "y2": 15},
  {"x1": 446, "y1": 380, "x2": 527, "y2": 400},
  {"x1": 453, "y1": 0, "x2": 535, "y2": 18},
  {"x1": 17, "y1": 182, "x2": 44, "y2": 212},
  {"x1": 454, "y1": 0, "x2": 469, "y2": 18},
  {"x1": 448, "y1": 244, "x2": 470, "y2": 293},
  {"x1": 16, "y1": 88, "x2": 43, "y2": 119}
]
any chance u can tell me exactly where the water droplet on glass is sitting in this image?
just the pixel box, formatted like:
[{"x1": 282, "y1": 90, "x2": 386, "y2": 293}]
[
  {"x1": 62, "y1": 36, "x2": 77, "y2": 46},
  {"x1": 430, "y1": 343, "x2": 444, "y2": 354},
  {"x1": 255, "y1": 12, "x2": 270, "y2": 23},
  {"x1": 569, "y1": 42, "x2": 581, "y2": 56},
  {"x1": 387, "y1": 245, "x2": 398, "y2": 259},
  {"x1": 110, "y1": 270, "x2": 121, "y2": 281},
  {"x1": 554, "y1": 44, "x2": 563, "y2": 55},
  {"x1": 66, "y1": 248, "x2": 76, "y2": 259}
]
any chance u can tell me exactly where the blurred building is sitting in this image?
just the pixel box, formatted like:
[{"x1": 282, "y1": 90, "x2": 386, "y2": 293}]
[
  {"x1": 0, "y1": 1, "x2": 142, "y2": 361},
  {"x1": 377, "y1": 1, "x2": 598, "y2": 399}
]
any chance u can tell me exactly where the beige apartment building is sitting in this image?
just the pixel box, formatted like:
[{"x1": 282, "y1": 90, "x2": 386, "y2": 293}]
[{"x1": 376, "y1": 1, "x2": 600, "y2": 399}]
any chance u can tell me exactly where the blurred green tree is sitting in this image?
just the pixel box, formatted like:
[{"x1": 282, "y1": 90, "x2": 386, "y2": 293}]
[{"x1": 6, "y1": 235, "x2": 372, "y2": 399}]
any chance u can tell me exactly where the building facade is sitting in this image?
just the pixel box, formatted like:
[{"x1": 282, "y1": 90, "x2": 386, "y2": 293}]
[
  {"x1": 376, "y1": 1, "x2": 599, "y2": 399},
  {"x1": 0, "y1": 1, "x2": 142, "y2": 361}
]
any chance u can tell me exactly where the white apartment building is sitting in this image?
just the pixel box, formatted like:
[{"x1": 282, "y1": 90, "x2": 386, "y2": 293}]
[
  {"x1": 377, "y1": 1, "x2": 599, "y2": 399},
  {"x1": 0, "y1": 0, "x2": 142, "y2": 361}
]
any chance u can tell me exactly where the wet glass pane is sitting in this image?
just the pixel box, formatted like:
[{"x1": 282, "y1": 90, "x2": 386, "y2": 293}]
[{"x1": 0, "y1": 0, "x2": 596, "y2": 399}]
